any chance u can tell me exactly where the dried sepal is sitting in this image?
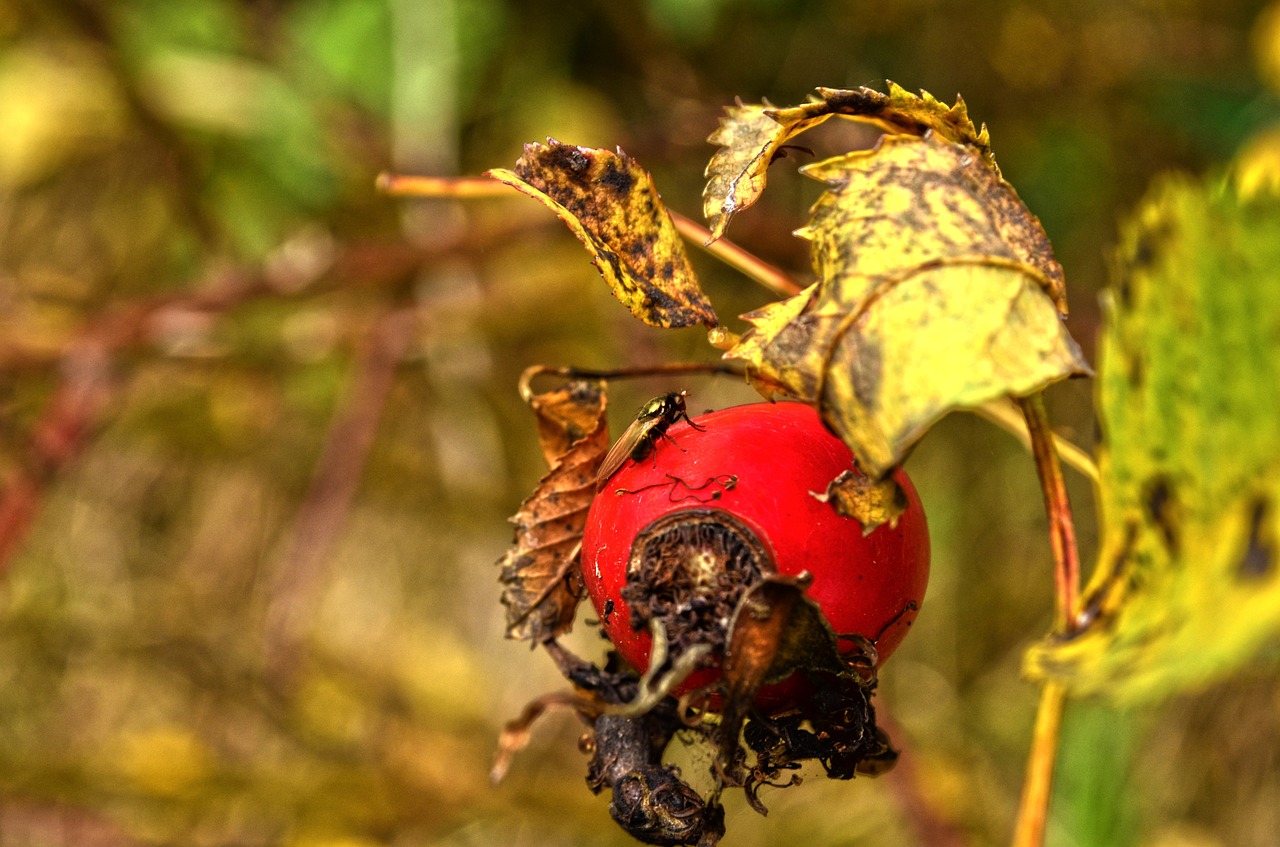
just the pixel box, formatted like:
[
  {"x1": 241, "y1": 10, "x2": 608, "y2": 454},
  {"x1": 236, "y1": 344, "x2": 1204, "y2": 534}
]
[{"x1": 811, "y1": 470, "x2": 908, "y2": 533}]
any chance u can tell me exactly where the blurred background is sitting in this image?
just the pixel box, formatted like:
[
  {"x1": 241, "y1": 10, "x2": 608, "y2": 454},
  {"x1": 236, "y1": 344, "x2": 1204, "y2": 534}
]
[{"x1": 1, "y1": 0, "x2": 1278, "y2": 845}]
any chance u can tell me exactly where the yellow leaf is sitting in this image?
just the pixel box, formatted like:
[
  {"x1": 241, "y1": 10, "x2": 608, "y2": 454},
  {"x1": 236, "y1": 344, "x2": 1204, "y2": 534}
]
[
  {"x1": 487, "y1": 140, "x2": 718, "y2": 329},
  {"x1": 703, "y1": 101, "x2": 833, "y2": 241},
  {"x1": 811, "y1": 470, "x2": 909, "y2": 531},
  {"x1": 703, "y1": 82, "x2": 996, "y2": 241},
  {"x1": 728, "y1": 132, "x2": 1088, "y2": 477},
  {"x1": 113, "y1": 727, "x2": 214, "y2": 797}
]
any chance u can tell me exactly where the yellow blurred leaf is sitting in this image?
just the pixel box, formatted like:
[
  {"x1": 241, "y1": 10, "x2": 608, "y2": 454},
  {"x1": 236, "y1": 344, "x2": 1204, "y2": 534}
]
[
  {"x1": 703, "y1": 82, "x2": 995, "y2": 240},
  {"x1": 0, "y1": 43, "x2": 125, "y2": 187},
  {"x1": 487, "y1": 141, "x2": 718, "y2": 329},
  {"x1": 113, "y1": 727, "x2": 214, "y2": 797},
  {"x1": 1024, "y1": 175, "x2": 1280, "y2": 703},
  {"x1": 728, "y1": 132, "x2": 1088, "y2": 477}
]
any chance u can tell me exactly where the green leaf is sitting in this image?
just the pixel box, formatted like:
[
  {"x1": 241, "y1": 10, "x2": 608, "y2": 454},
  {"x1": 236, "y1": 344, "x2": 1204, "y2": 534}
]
[{"x1": 1024, "y1": 174, "x2": 1280, "y2": 703}]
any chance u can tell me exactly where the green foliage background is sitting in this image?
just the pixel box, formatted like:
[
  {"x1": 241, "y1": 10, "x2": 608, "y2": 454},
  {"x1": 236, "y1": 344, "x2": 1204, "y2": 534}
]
[{"x1": 1, "y1": 1, "x2": 1277, "y2": 845}]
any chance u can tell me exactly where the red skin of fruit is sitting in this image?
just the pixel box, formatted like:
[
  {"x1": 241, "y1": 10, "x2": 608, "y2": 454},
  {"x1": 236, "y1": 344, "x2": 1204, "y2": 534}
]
[{"x1": 581, "y1": 401, "x2": 929, "y2": 713}]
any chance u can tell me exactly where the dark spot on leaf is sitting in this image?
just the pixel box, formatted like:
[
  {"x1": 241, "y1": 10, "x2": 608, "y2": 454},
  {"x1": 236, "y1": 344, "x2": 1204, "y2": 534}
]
[
  {"x1": 1116, "y1": 278, "x2": 1133, "y2": 310},
  {"x1": 1127, "y1": 356, "x2": 1144, "y2": 390},
  {"x1": 1240, "y1": 498, "x2": 1274, "y2": 579},
  {"x1": 1143, "y1": 476, "x2": 1179, "y2": 556},
  {"x1": 1130, "y1": 219, "x2": 1171, "y2": 271},
  {"x1": 541, "y1": 140, "x2": 591, "y2": 177},
  {"x1": 598, "y1": 160, "x2": 634, "y2": 195},
  {"x1": 846, "y1": 334, "x2": 883, "y2": 409}
]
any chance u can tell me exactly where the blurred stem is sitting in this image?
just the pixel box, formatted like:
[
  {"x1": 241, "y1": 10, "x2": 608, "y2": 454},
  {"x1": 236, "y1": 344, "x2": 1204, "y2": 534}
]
[
  {"x1": 378, "y1": 173, "x2": 511, "y2": 198},
  {"x1": 377, "y1": 174, "x2": 803, "y2": 299},
  {"x1": 0, "y1": 342, "x2": 115, "y2": 575},
  {"x1": 1013, "y1": 682, "x2": 1068, "y2": 847},
  {"x1": 263, "y1": 305, "x2": 419, "y2": 688},
  {"x1": 1011, "y1": 393, "x2": 1081, "y2": 847}
]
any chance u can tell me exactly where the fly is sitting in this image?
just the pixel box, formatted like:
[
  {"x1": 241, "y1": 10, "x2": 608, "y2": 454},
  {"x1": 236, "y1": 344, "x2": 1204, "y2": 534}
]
[{"x1": 596, "y1": 391, "x2": 703, "y2": 492}]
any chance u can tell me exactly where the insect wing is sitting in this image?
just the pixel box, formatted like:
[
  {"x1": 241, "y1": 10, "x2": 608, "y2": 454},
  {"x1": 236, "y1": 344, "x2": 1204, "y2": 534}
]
[{"x1": 596, "y1": 415, "x2": 653, "y2": 492}]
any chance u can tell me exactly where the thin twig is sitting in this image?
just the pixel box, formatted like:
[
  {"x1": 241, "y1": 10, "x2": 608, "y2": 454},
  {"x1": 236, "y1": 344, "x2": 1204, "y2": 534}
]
[
  {"x1": 1018, "y1": 394, "x2": 1081, "y2": 627},
  {"x1": 668, "y1": 211, "x2": 803, "y2": 297},
  {"x1": 0, "y1": 342, "x2": 116, "y2": 575},
  {"x1": 1010, "y1": 393, "x2": 1082, "y2": 847},
  {"x1": 972, "y1": 398, "x2": 1098, "y2": 484},
  {"x1": 376, "y1": 172, "x2": 804, "y2": 299},
  {"x1": 377, "y1": 172, "x2": 513, "y2": 198},
  {"x1": 0, "y1": 237, "x2": 523, "y2": 374}
]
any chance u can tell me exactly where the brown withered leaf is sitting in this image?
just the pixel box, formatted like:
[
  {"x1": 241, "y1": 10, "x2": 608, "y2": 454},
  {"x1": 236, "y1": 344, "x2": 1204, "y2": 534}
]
[
  {"x1": 704, "y1": 82, "x2": 994, "y2": 241},
  {"x1": 811, "y1": 470, "x2": 908, "y2": 532},
  {"x1": 727, "y1": 132, "x2": 1089, "y2": 478},
  {"x1": 499, "y1": 382, "x2": 609, "y2": 642},
  {"x1": 527, "y1": 377, "x2": 609, "y2": 467},
  {"x1": 487, "y1": 140, "x2": 718, "y2": 329}
]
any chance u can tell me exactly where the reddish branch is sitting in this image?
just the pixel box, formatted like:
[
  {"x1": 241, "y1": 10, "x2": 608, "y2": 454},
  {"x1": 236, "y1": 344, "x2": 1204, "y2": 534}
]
[
  {"x1": 0, "y1": 342, "x2": 115, "y2": 575},
  {"x1": 0, "y1": 238, "x2": 450, "y2": 578},
  {"x1": 1012, "y1": 392, "x2": 1082, "y2": 847},
  {"x1": 1017, "y1": 394, "x2": 1081, "y2": 627}
]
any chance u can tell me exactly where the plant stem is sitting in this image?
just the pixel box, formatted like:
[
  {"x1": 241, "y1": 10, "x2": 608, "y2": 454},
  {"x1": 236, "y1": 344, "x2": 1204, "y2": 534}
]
[
  {"x1": 1012, "y1": 682, "x2": 1067, "y2": 847},
  {"x1": 1011, "y1": 392, "x2": 1082, "y2": 847},
  {"x1": 376, "y1": 172, "x2": 512, "y2": 198},
  {"x1": 376, "y1": 172, "x2": 804, "y2": 298},
  {"x1": 1018, "y1": 393, "x2": 1081, "y2": 627},
  {"x1": 972, "y1": 398, "x2": 1098, "y2": 484},
  {"x1": 668, "y1": 211, "x2": 803, "y2": 297}
]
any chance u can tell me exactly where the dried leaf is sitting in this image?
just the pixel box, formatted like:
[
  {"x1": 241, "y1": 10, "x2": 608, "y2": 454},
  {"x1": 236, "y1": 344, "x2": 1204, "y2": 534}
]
[
  {"x1": 703, "y1": 100, "x2": 831, "y2": 242},
  {"x1": 727, "y1": 132, "x2": 1089, "y2": 477},
  {"x1": 498, "y1": 382, "x2": 609, "y2": 642},
  {"x1": 529, "y1": 378, "x2": 609, "y2": 467},
  {"x1": 1024, "y1": 175, "x2": 1280, "y2": 703},
  {"x1": 811, "y1": 470, "x2": 908, "y2": 532},
  {"x1": 717, "y1": 574, "x2": 846, "y2": 767},
  {"x1": 487, "y1": 140, "x2": 718, "y2": 329},
  {"x1": 703, "y1": 82, "x2": 995, "y2": 241},
  {"x1": 722, "y1": 574, "x2": 846, "y2": 703}
]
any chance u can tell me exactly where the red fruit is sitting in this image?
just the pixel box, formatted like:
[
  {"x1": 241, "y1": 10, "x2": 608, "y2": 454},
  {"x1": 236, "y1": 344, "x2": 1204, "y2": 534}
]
[{"x1": 581, "y1": 401, "x2": 929, "y2": 712}]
